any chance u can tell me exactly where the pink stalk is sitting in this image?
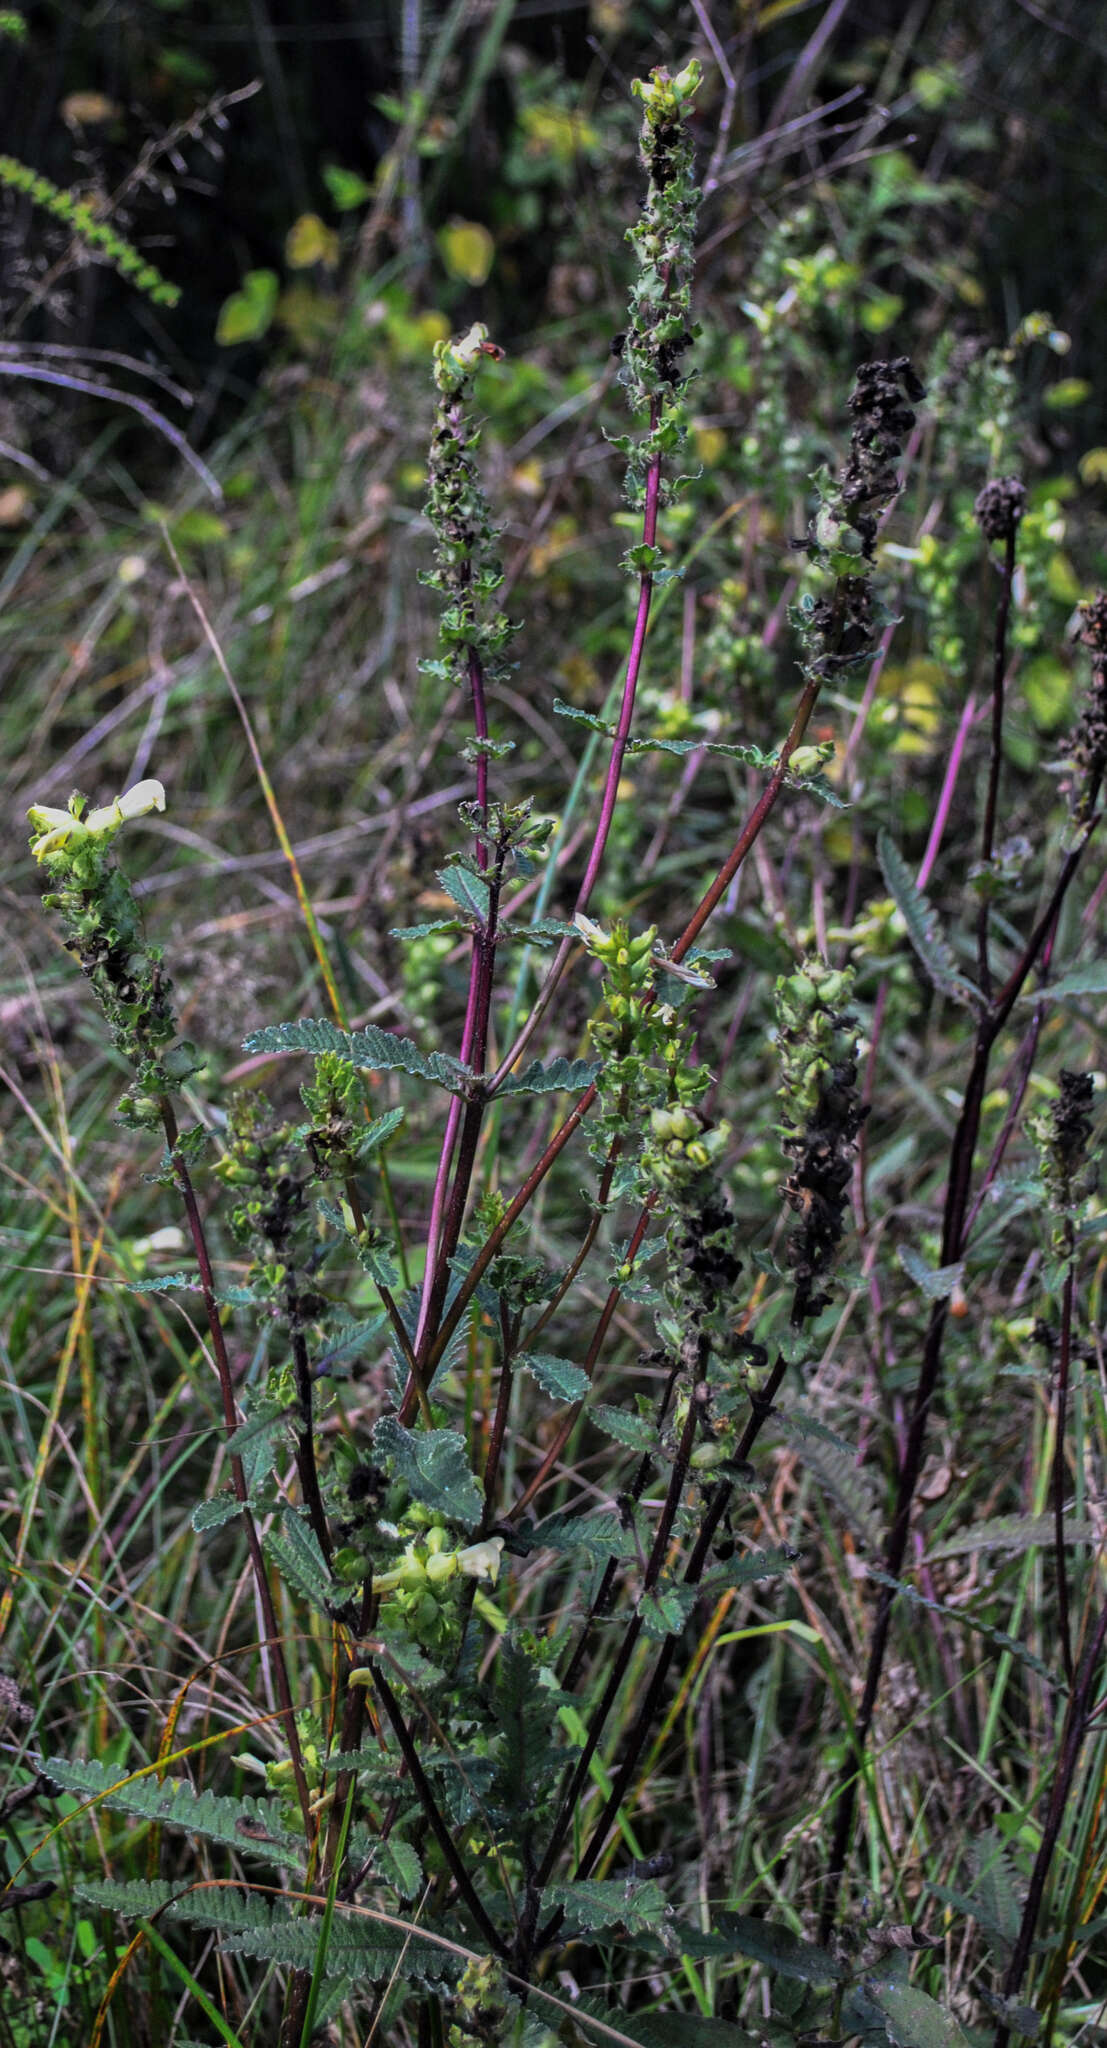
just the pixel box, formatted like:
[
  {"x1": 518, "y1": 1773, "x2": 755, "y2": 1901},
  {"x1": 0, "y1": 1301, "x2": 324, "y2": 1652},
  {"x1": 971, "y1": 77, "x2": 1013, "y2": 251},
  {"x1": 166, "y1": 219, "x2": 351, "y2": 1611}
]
[
  {"x1": 487, "y1": 435, "x2": 663, "y2": 1093},
  {"x1": 414, "y1": 563, "x2": 494, "y2": 1358},
  {"x1": 917, "y1": 687, "x2": 978, "y2": 891}
]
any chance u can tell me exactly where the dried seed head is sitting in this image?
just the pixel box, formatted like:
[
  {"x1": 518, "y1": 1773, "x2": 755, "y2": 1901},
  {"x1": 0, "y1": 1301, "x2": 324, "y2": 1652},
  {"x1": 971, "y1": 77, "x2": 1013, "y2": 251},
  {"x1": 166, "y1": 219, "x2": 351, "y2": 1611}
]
[
  {"x1": 1070, "y1": 591, "x2": 1107, "y2": 820},
  {"x1": 973, "y1": 475, "x2": 1027, "y2": 543},
  {"x1": 840, "y1": 356, "x2": 924, "y2": 557},
  {"x1": 1078, "y1": 592, "x2": 1107, "y2": 658}
]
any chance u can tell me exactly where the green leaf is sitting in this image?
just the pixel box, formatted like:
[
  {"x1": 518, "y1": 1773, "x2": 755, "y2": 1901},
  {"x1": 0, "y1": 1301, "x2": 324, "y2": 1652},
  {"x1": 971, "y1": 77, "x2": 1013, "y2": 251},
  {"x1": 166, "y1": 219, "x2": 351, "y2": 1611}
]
[
  {"x1": 244, "y1": 1017, "x2": 472, "y2": 1095},
  {"x1": 897, "y1": 1246, "x2": 965, "y2": 1299},
  {"x1": 774, "y1": 1413, "x2": 882, "y2": 1550},
  {"x1": 862, "y1": 1565, "x2": 1055, "y2": 1683},
  {"x1": 76, "y1": 1878, "x2": 185, "y2": 1916},
  {"x1": 524, "y1": 1508, "x2": 637, "y2": 1563},
  {"x1": 373, "y1": 1416, "x2": 482, "y2": 1527},
  {"x1": 927, "y1": 1512, "x2": 1094, "y2": 1560},
  {"x1": 322, "y1": 161, "x2": 372, "y2": 211},
  {"x1": 639, "y1": 1584, "x2": 696, "y2": 1638},
  {"x1": 389, "y1": 919, "x2": 466, "y2": 940},
  {"x1": 125, "y1": 1271, "x2": 196, "y2": 1294},
  {"x1": 877, "y1": 831, "x2": 983, "y2": 1011},
  {"x1": 497, "y1": 1055, "x2": 601, "y2": 1098},
  {"x1": 488, "y1": 1636, "x2": 562, "y2": 1821},
  {"x1": 865, "y1": 1975, "x2": 972, "y2": 2048},
  {"x1": 700, "y1": 1547, "x2": 798, "y2": 1596},
  {"x1": 518, "y1": 1352, "x2": 589, "y2": 1401},
  {"x1": 623, "y1": 2019, "x2": 761, "y2": 2048},
  {"x1": 545, "y1": 1877, "x2": 668, "y2": 1936},
  {"x1": 1020, "y1": 962, "x2": 1107, "y2": 1002},
  {"x1": 216, "y1": 268, "x2": 278, "y2": 346},
  {"x1": 716, "y1": 1913, "x2": 842, "y2": 1984},
  {"x1": 354, "y1": 1106, "x2": 406, "y2": 1160},
  {"x1": 224, "y1": 1408, "x2": 291, "y2": 1458},
  {"x1": 264, "y1": 1508, "x2": 333, "y2": 1614},
  {"x1": 966, "y1": 1830, "x2": 1023, "y2": 1946},
  {"x1": 192, "y1": 1491, "x2": 243, "y2": 1533},
  {"x1": 174, "y1": 1890, "x2": 451, "y2": 1984},
  {"x1": 370, "y1": 1625, "x2": 447, "y2": 1693},
  {"x1": 589, "y1": 1404, "x2": 657, "y2": 1453},
  {"x1": 978, "y1": 1995, "x2": 1041, "y2": 2039},
  {"x1": 373, "y1": 1839, "x2": 423, "y2": 1899},
  {"x1": 437, "y1": 864, "x2": 490, "y2": 923},
  {"x1": 502, "y1": 916, "x2": 580, "y2": 946},
  {"x1": 44, "y1": 1759, "x2": 301, "y2": 1867}
]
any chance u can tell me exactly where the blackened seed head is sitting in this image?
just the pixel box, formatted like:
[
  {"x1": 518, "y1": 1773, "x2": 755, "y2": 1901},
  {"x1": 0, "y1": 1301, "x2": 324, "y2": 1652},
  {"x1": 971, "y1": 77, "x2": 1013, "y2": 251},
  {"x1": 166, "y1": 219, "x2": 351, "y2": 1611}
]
[
  {"x1": 1079, "y1": 592, "x2": 1107, "y2": 656},
  {"x1": 974, "y1": 476, "x2": 1027, "y2": 543}
]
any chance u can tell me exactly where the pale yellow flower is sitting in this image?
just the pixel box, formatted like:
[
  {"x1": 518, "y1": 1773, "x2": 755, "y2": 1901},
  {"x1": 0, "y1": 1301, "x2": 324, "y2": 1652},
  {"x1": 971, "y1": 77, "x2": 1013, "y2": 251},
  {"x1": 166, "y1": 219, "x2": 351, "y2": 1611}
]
[
  {"x1": 28, "y1": 778, "x2": 165, "y2": 862},
  {"x1": 456, "y1": 1537, "x2": 504, "y2": 1585}
]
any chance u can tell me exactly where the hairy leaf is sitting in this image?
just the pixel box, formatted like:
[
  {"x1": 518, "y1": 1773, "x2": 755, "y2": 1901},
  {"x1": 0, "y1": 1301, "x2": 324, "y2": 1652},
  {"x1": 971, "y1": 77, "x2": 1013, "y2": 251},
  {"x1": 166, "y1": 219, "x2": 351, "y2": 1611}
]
[
  {"x1": 389, "y1": 918, "x2": 467, "y2": 939},
  {"x1": 488, "y1": 1636, "x2": 562, "y2": 1823},
  {"x1": 264, "y1": 1507, "x2": 333, "y2": 1614},
  {"x1": 639, "y1": 1584, "x2": 696, "y2": 1638},
  {"x1": 700, "y1": 1547, "x2": 798, "y2": 1596},
  {"x1": 497, "y1": 1055, "x2": 601, "y2": 1097},
  {"x1": 877, "y1": 831, "x2": 982, "y2": 1011},
  {"x1": 244, "y1": 1017, "x2": 472, "y2": 1095},
  {"x1": 927, "y1": 1513, "x2": 1094, "y2": 1560},
  {"x1": 545, "y1": 1877, "x2": 668, "y2": 1936},
  {"x1": 437, "y1": 863, "x2": 490, "y2": 923},
  {"x1": 716, "y1": 1913, "x2": 842, "y2": 1983},
  {"x1": 76, "y1": 1877, "x2": 185, "y2": 1915},
  {"x1": 374, "y1": 1416, "x2": 482, "y2": 1527},
  {"x1": 191, "y1": 1491, "x2": 243, "y2": 1533},
  {"x1": 1019, "y1": 961, "x2": 1107, "y2": 1002},
  {"x1": 589, "y1": 1404, "x2": 658, "y2": 1453},
  {"x1": 43, "y1": 1759, "x2": 301, "y2": 1866},
  {"x1": 354, "y1": 1106, "x2": 407, "y2": 1159},
  {"x1": 897, "y1": 1246, "x2": 965, "y2": 1299},
  {"x1": 518, "y1": 1351, "x2": 589, "y2": 1401},
  {"x1": 373, "y1": 1839, "x2": 423, "y2": 1900},
  {"x1": 865, "y1": 1975, "x2": 972, "y2": 2048},
  {"x1": 125, "y1": 1271, "x2": 197, "y2": 1294},
  {"x1": 775, "y1": 1413, "x2": 882, "y2": 1550},
  {"x1": 524, "y1": 1509, "x2": 637, "y2": 1563}
]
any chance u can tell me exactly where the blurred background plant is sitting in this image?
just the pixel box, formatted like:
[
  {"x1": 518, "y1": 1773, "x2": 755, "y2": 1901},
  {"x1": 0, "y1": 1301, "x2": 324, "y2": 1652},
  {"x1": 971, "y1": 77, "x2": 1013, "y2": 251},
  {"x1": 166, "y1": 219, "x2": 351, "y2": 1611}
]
[{"x1": 5, "y1": 2, "x2": 1107, "y2": 2045}]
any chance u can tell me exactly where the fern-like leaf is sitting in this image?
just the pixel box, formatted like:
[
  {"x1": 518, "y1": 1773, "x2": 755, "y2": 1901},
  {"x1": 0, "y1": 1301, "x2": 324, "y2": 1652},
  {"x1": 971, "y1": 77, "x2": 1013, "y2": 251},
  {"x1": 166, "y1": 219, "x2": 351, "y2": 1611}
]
[
  {"x1": 43, "y1": 1759, "x2": 302, "y2": 1866},
  {"x1": 496, "y1": 1056, "x2": 600, "y2": 1098},
  {"x1": 878, "y1": 831, "x2": 983, "y2": 1012},
  {"x1": 244, "y1": 1017, "x2": 473, "y2": 1095},
  {"x1": 264, "y1": 1507, "x2": 333, "y2": 1614}
]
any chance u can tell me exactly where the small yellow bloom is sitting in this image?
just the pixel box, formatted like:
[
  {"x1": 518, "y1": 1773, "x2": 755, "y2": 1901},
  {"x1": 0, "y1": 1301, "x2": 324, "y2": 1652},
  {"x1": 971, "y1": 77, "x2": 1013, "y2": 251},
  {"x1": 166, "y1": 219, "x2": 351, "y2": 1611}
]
[
  {"x1": 456, "y1": 1537, "x2": 504, "y2": 1585},
  {"x1": 28, "y1": 778, "x2": 165, "y2": 862}
]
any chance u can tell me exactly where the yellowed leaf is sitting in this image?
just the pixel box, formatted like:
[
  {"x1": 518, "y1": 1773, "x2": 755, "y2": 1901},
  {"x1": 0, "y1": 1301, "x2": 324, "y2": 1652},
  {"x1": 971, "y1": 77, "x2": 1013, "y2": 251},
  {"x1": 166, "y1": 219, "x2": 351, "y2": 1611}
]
[
  {"x1": 0, "y1": 484, "x2": 30, "y2": 526},
  {"x1": 284, "y1": 212, "x2": 340, "y2": 270},
  {"x1": 60, "y1": 92, "x2": 120, "y2": 127},
  {"x1": 437, "y1": 217, "x2": 494, "y2": 287}
]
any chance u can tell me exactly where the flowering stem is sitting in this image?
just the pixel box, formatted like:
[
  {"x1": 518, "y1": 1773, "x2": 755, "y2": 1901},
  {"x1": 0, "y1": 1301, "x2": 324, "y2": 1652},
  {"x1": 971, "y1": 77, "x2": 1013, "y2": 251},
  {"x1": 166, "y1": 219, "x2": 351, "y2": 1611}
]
[{"x1": 158, "y1": 1096, "x2": 313, "y2": 1838}]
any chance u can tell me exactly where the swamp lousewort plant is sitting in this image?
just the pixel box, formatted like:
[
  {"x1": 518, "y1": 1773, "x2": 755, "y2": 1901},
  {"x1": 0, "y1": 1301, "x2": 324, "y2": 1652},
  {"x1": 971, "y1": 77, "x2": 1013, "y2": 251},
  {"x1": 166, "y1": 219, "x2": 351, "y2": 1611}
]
[{"x1": 19, "y1": 51, "x2": 1107, "y2": 2048}]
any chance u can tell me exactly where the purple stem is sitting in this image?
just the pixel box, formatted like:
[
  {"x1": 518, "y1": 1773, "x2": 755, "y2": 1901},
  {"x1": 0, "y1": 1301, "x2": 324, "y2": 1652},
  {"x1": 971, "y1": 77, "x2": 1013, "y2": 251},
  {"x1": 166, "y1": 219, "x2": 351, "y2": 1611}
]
[
  {"x1": 487, "y1": 435, "x2": 663, "y2": 1093},
  {"x1": 917, "y1": 689, "x2": 978, "y2": 892}
]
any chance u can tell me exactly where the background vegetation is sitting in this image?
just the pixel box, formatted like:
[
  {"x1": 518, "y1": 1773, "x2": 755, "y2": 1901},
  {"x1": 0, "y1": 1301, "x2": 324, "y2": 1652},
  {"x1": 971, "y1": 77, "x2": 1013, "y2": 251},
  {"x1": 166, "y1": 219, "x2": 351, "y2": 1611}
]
[{"x1": 5, "y1": 2, "x2": 1107, "y2": 2045}]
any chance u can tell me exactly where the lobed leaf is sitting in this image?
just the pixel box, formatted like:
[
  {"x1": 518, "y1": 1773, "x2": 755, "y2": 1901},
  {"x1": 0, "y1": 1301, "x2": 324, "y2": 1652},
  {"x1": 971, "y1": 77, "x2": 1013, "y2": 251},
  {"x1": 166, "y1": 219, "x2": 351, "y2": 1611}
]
[
  {"x1": 877, "y1": 831, "x2": 983, "y2": 1012},
  {"x1": 244, "y1": 1017, "x2": 473, "y2": 1095},
  {"x1": 374, "y1": 1415, "x2": 482, "y2": 1527},
  {"x1": 518, "y1": 1351, "x2": 590, "y2": 1401}
]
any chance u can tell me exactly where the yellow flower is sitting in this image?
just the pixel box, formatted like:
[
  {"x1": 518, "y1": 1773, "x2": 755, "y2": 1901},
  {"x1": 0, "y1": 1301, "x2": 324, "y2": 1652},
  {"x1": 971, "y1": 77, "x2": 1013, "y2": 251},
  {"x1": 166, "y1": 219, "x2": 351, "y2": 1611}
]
[
  {"x1": 456, "y1": 1537, "x2": 503, "y2": 1585},
  {"x1": 28, "y1": 778, "x2": 165, "y2": 862}
]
